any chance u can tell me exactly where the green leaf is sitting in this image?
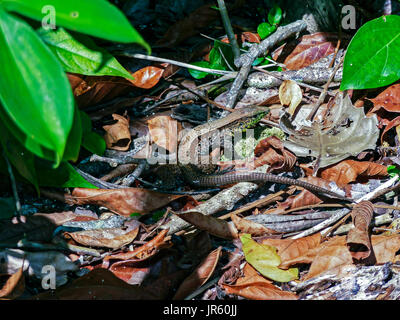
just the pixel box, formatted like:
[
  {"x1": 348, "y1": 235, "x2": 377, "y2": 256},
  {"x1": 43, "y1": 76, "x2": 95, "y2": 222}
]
[
  {"x1": 188, "y1": 61, "x2": 212, "y2": 79},
  {"x1": 268, "y1": 4, "x2": 282, "y2": 26},
  {"x1": 1, "y1": 0, "x2": 150, "y2": 51},
  {"x1": 0, "y1": 105, "x2": 56, "y2": 162},
  {"x1": 0, "y1": 8, "x2": 74, "y2": 164},
  {"x1": 80, "y1": 111, "x2": 105, "y2": 155},
  {"x1": 387, "y1": 165, "x2": 400, "y2": 179},
  {"x1": 38, "y1": 27, "x2": 134, "y2": 79},
  {"x1": 240, "y1": 233, "x2": 298, "y2": 282},
  {"x1": 36, "y1": 161, "x2": 97, "y2": 188},
  {"x1": 341, "y1": 15, "x2": 400, "y2": 90},
  {"x1": 62, "y1": 106, "x2": 82, "y2": 162},
  {"x1": 257, "y1": 22, "x2": 277, "y2": 40},
  {"x1": 0, "y1": 124, "x2": 38, "y2": 189}
]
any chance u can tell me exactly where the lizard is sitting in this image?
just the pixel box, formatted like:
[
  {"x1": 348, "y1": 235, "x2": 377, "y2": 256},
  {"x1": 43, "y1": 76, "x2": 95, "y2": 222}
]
[{"x1": 176, "y1": 106, "x2": 353, "y2": 202}]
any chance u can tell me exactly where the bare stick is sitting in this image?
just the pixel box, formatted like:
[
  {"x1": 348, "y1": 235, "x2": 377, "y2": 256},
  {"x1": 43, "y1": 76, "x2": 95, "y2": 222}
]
[
  {"x1": 217, "y1": 0, "x2": 241, "y2": 60},
  {"x1": 120, "y1": 53, "x2": 235, "y2": 76},
  {"x1": 225, "y1": 20, "x2": 307, "y2": 109}
]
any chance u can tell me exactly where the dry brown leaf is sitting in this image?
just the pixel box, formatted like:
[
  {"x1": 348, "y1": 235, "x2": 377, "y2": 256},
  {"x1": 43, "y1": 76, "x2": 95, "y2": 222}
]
[
  {"x1": 67, "y1": 188, "x2": 181, "y2": 216},
  {"x1": 67, "y1": 74, "x2": 133, "y2": 109},
  {"x1": 272, "y1": 32, "x2": 341, "y2": 70},
  {"x1": 175, "y1": 211, "x2": 238, "y2": 239},
  {"x1": 104, "y1": 229, "x2": 170, "y2": 263},
  {"x1": 103, "y1": 114, "x2": 131, "y2": 151},
  {"x1": 279, "y1": 80, "x2": 302, "y2": 115},
  {"x1": 254, "y1": 136, "x2": 297, "y2": 172},
  {"x1": 231, "y1": 214, "x2": 279, "y2": 236},
  {"x1": 368, "y1": 84, "x2": 400, "y2": 114},
  {"x1": 0, "y1": 267, "x2": 24, "y2": 299},
  {"x1": 222, "y1": 263, "x2": 297, "y2": 300},
  {"x1": 319, "y1": 160, "x2": 388, "y2": 186},
  {"x1": 147, "y1": 115, "x2": 182, "y2": 153},
  {"x1": 304, "y1": 234, "x2": 400, "y2": 280},
  {"x1": 346, "y1": 201, "x2": 374, "y2": 261},
  {"x1": 173, "y1": 247, "x2": 222, "y2": 300},
  {"x1": 128, "y1": 66, "x2": 164, "y2": 89},
  {"x1": 64, "y1": 227, "x2": 139, "y2": 249},
  {"x1": 261, "y1": 233, "x2": 322, "y2": 269},
  {"x1": 381, "y1": 116, "x2": 400, "y2": 144}
]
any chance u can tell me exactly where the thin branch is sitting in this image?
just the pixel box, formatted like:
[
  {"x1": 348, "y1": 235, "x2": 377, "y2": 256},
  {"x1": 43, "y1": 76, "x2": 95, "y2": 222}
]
[
  {"x1": 217, "y1": 0, "x2": 241, "y2": 60},
  {"x1": 119, "y1": 53, "x2": 235, "y2": 76}
]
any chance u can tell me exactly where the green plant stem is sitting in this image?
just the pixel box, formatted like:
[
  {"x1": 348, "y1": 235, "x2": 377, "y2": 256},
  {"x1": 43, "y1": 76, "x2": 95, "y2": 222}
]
[{"x1": 216, "y1": 0, "x2": 241, "y2": 61}]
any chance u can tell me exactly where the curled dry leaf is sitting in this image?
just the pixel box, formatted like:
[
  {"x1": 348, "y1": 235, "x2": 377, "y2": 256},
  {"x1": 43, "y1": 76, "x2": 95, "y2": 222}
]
[
  {"x1": 173, "y1": 247, "x2": 222, "y2": 300},
  {"x1": 147, "y1": 115, "x2": 182, "y2": 153},
  {"x1": 67, "y1": 74, "x2": 133, "y2": 109},
  {"x1": 280, "y1": 92, "x2": 379, "y2": 168},
  {"x1": 231, "y1": 214, "x2": 279, "y2": 236},
  {"x1": 175, "y1": 211, "x2": 238, "y2": 240},
  {"x1": 222, "y1": 263, "x2": 297, "y2": 300},
  {"x1": 279, "y1": 80, "x2": 302, "y2": 115},
  {"x1": 254, "y1": 136, "x2": 297, "y2": 172},
  {"x1": 103, "y1": 114, "x2": 131, "y2": 151},
  {"x1": 319, "y1": 160, "x2": 388, "y2": 186},
  {"x1": 304, "y1": 234, "x2": 400, "y2": 281},
  {"x1": 64, "y1": 227, "x2": 139, "y2": 250},
  {"x1": 272, "y1": 32, "x2": 341, "y2": 70},
  {"x1": 0, "y1": 267, "x2": 25, "y2": 299},
  {"x1": 128, "y1": 66, "x2": 164, "y2": 89},
  {"x1": 67, "y1": 188, "x2": 181, "y2": 216},
  {"x1": 261, "y1": 233, "x2": 322, "y2": 269},
  {"x1": 381, "y1": 116, "x2": 400, "y2": 144},
  {"x1": 346, "y1": 201, "x2": 374, "y2": 261},
  {"x1": 104, "y1": 229, "x2": 169, "y2": 263}
]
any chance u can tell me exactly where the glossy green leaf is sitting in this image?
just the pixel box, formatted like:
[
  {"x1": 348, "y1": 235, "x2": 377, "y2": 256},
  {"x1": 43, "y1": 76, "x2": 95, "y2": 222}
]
[
  {"x1": 341, "y1": 15, "x2": 400, "y2": 90},
  {"x1": 257, "y1": 22, "x2": 277, "y2": 40},
  {"x1": 268, "y1": 4, "x2": 282, "y2": 26},
  {"x1": 38, "y1": 27, "x2": 134, "y2": 79},
  {"x1": 188, "y1": 61, "x2": 212, "y2": 79},
  {"x1": 0, "y1": 104, "x2": 56, "y2": 162},
  {"x1": 0, "y1": 124, "x2": 38, "y2": 189},
  {"x1": 80, "y1": 111, "x2": 105, "y2": 155},
  {"x1": 0, "y1": 8, "x2": 74, "y2": 164},
  {"x1": 240, "y1": 234, "x2": 298, "y2": 282},
  {"x1": 36, "y1": 161, "x2": 97, "y2": 188},
  {"x1": 62, "y1": 106, "x2": 82, "y2": 162},
  {"x1": 1, "y1": 0, "x2": 150, "y2": 51}
]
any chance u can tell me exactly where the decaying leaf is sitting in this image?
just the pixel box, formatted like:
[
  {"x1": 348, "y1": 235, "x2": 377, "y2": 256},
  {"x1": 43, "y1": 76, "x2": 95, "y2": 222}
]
[
  {"x1": 175, "y1": 211, "x2": 238, "y2": 240},
  {"x1": 279, "y1": 80, "x2": 302, "y2": 115},
  {"x1": 64, "y1": 227, "x2": 139, "y2": 249},
  {"x1": 103, "y1": 114, "x2": 131, "y2": 151},
  {"x1": 368, "y1": 83, "x2": 400, "y2": 114},
  {"x1": 304, "y1": 234, "x2": 400, "y2": 280},
  {"x1": 231, "y1": 214, "x2": 279, "y2": 236},
  {"x1": 147, "y1": 115, "x2": 182, "y2": 153},
  {"x1": 240, "y1": 234, "x2": 298, "y2": 282},
  {"x1": 272, "y1": 32, "x2": 341, "y2": 70},
  {"x1": 173, "y1": 247, "x2": 222, "y2": 300},
  {"x1": 261, "y1": 233, "x2": 322, "y2": 269},
  {"x1": 280, "y1": 92, "x2": 379, "y2": 168},
  {"x1": 0, "y1": 267, "x2": 25, "y2": 299},
  {"x1": 346, "y1": 201, "x2": 374, "y2": 261},
  {"x1": 319, "y1": 160, "x2": 388, "y2": 187},
  {"x1": 67, "y1": 188, "x2": 181, "y2": 216},
  {"x1": 221, "y1": 263, "x2": 297, "y2": 300}
]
